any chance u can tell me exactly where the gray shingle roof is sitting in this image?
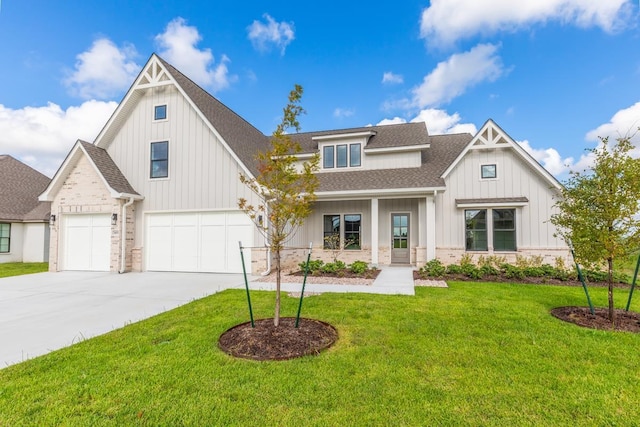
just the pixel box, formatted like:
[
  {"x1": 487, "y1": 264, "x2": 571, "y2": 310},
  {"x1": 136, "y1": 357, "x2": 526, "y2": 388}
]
[
  {"x1": 157, "y1": 57, "x2": 270, "y2": 177},
  {"x1": 316, "y1": 132, "x2": 472, "y2": 192},
  {"x1": 79, "y1": 141, "x2": 139, "y2": 196},
  {"x1": 0, "y1": 155, "x2": 51, "y2": 222}
]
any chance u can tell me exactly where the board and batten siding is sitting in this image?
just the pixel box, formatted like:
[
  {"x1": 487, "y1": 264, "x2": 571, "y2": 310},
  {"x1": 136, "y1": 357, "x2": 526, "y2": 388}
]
[
  {"x1": 436, "y1": 147, "x2": 566, "y2": 252},
  {"x1": 105, "y1": 85, "x2": 263, "y2": 246}
]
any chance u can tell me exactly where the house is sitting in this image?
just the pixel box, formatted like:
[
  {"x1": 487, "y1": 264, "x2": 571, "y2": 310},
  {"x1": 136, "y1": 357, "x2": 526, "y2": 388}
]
[
  {"x1": 0, "y1": 155, "x2": 51, "y2": 263},
  {"x1": 39, "y1": 53, "x2": 569, "y2": 274}
]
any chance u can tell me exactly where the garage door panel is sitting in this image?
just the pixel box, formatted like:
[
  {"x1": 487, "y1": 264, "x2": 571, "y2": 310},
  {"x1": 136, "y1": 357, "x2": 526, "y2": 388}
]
[
  {"x1": 146, "y1": 224, "x2": 172, "y2": 271},
  {"x1": 63, "y1": 214, "x2": 111, "y2": 271},
  {"x1": 146, "y1": 211, "x2": 253, "y2": 273}
]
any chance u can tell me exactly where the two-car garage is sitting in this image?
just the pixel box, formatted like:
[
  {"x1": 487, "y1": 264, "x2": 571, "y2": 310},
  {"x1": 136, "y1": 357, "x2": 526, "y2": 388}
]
[{"x1": 60, "y1": 211, "x2": 253, "y2": 274}]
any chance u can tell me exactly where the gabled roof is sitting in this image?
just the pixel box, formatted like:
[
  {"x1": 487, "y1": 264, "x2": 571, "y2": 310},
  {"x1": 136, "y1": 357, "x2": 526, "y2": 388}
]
[
  {"x1": 0, "y1": 155, "x2": 51, "y2": 222},
  {"x1": 292, "y1": 122, "x2": 431, "y2": 154},
  {"x1": 94, "y1": 54, "x2": 269, "y2": 178},
  {"x1": 39, "y1": 141, "x2": 141, "y2": 202},
  {"x1": 315, "y1": 132, "x2": 472, "y2": 195},
  {"x1": 441, "y1": 119, "x2": 563, "y2": 190}
]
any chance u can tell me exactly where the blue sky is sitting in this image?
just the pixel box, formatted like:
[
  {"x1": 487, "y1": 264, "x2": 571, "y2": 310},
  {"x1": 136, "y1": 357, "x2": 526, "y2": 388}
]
[{"x1": 0, "y1": 0, "x2": 639, "y2": 178}]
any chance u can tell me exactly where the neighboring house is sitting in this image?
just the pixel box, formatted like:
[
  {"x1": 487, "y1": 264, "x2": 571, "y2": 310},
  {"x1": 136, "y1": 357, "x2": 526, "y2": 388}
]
[
  {"x1": 39, "y1": 54, "x2": 569, "y2": 274},
  {"x1": 0, "y1": 155, "x2": 51, "y2": 263}
]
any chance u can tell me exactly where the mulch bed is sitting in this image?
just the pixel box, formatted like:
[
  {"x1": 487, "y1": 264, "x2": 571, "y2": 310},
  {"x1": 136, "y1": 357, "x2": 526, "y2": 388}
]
[
  {"x1": 551, "y1": 306, "x2": 640, "y2": 333},
  {"x1": 412, "y1": 271, "x2": 630, "y2": 288},
  {"x1": 218, "y1": 317, "x2": 338, "y2": 361},
  {"x1": 291, "y1": 269, "x2": 380, "y2": 280}
]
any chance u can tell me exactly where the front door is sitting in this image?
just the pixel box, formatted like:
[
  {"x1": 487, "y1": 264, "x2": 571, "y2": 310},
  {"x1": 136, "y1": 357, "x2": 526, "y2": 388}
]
[{"x1": 391, "y1": 213, "x2": 410, "y2": 264}]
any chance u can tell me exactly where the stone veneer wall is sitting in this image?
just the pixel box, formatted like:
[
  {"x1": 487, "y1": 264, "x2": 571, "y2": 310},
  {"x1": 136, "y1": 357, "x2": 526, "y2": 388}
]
[{"x1": 48, "y1": 155, "x2": 129, "y2": 272}]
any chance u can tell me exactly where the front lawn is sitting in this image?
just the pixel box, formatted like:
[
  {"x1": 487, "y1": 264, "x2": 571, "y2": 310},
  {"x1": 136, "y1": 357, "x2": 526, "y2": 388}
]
[
  {"x1": 0, "y1": 262, "x2": 48, "y2": 278},
  {"x1": 1, "y1": 282, "x2": 639, "y2": 425}
]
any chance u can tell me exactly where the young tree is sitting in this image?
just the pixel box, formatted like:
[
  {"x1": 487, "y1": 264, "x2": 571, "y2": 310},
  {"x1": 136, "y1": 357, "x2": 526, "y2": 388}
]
[
  {"x1": 238, "y1": 85, "x2": 319, "y2": 327},
  {"x1": 550, "y1": 134, "x2": 640, "y2": 322}
]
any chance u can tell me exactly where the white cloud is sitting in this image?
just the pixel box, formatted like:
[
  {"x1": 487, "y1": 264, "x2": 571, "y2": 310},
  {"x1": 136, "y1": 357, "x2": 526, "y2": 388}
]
[
  {"x1": 334, "y1": 108, "x2": 355, "y2": 119},
  {"x1": 585, "y1": 101, "x2": 640, "y2": 144},
  {"x1": 0, "y1": 101, "x2": 117, "y2": 177},
  {"x1": 247, "y1": 14, "x2": 295, "y2": 55},
  {"x1": 64, "y1": 38, "x2": 140, "y2": 100},
  {"x1": 376, "y1": 108, "x2": 477, "y2": 135},
  {"x1": 420, "y1": 0, "x2": 634, "y2": 47},
  {"x1": 156, "y1": 17, "x2": 236, "y2": 91},
  {"x1": 518, "y1": 139, "x2": 574, "y2": 176},
  {"x1": 382, "y1": 72, "x2": 403, "y2": 85},
  {"x1": 412, "y1": 43, "x2": 504, "y2": 108}
]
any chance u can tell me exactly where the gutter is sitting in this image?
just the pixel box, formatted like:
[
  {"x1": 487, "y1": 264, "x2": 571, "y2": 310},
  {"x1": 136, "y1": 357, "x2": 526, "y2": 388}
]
[{"x1": 119, "y1": 197, "x2": 136, "y2": 274}]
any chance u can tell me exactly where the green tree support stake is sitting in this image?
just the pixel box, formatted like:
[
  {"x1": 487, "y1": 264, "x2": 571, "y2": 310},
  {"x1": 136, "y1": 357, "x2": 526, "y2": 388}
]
[
  {"x1": 295, "y1": 243, "x2": 313, "y2": 328},
  {"x1": 572, "y1": 249, "x2": 595, "y2": 315},
  {"x1": 625, "y1": 253, "x2": 640, "y2": 311},
  {"x1": 239, "y1": 241, "x2": 255, "y2": 328}
]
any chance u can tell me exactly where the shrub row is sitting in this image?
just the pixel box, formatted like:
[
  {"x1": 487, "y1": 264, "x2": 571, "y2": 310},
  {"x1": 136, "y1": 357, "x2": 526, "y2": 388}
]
[{"x1": 298, "y1": 259, "x2": 371, "y2": 276}]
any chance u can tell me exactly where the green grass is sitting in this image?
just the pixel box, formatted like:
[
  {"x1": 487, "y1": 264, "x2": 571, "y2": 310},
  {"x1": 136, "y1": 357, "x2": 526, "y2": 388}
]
[
  {"x1": 1, "y1": 282, "x2": 639, "y2": 426},
  {"x1": 0, "y1": 262, "x2": 48, "y2": 278}
]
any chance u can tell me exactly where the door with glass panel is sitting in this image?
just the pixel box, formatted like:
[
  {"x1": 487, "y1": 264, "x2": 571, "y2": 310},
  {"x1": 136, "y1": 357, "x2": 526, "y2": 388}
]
[{"x1": 391, "y1": 213, "x2": 410, "y2": 264}]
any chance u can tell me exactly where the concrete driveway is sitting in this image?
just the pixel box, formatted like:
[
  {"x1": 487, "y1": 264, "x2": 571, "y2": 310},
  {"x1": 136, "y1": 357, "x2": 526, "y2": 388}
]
[{"x1": 0, "y1": 271, "x2": 248, "y2": 368}]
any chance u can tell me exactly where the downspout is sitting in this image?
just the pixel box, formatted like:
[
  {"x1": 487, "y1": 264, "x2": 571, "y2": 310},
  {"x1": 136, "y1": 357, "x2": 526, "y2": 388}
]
[{"x1": 119, "y1": 197, "x2": 135, "y2": 274}]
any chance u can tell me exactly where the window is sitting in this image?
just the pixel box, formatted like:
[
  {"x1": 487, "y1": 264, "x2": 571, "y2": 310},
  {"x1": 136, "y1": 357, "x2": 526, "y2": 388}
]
[
  {"x1": 336, "y1": 145, "x2": 348, "y2": 168},
  {"x1": 493, "y1": 209, "x2": 516, "y2": 251},
  {"x1": 322, "y1": 143, "x2": 362, "y2": 169},
  {"x1": 465, "y1": 209, "x2": 488, "y2": 251},
  {"x1": 344, "y1": 214, "x2": 361, "y2": 249},
  {"x1": 323, "y1": 215, "x2": 340, "y2": 249},
  {"x1": 150, "y1": 141, "x2": 169, "y2": 178},
  {"x1": 0, "y1": 223, "x2": 10, "y2": 253},
  {"x1": 154, "y1": 105, "x2": 167, "y2": 121},
  {"x1": 323, "y1": 146, "x2": 335, "y2": 168},
  {"x1": 350, "y1": 143, "x2": 361, "y2": 167},
  {"x1": 481, "y1": 164, "x2": 497, "y2": 179}
]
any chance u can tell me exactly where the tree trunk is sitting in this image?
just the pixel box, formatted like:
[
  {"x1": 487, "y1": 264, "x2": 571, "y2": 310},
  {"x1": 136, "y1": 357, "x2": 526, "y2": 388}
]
[
  {"x1": 608, "y1": 257, "x2": 614, "y2": 324},
  {"x1": 274, "y1": 249, "x2": 281, "y2": 327}
]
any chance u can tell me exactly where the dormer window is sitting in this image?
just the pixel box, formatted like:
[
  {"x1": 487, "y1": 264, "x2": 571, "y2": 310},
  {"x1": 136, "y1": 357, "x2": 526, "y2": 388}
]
[
  {"x1": 322, "y1": 143, "x2": 362, "y2": 169},
  {"x1": 154, "y1": 104, "x2": 167, "y2": 121},
  {"x1": 481, "y1": 164, "x2": 497, "y2": 179}
]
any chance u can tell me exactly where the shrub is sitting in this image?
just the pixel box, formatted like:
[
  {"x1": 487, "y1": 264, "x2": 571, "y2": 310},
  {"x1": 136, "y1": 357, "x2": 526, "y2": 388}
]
[
  {"x1": 420, "y1": 259, "x2": 446, "y2": 277},
  {"x1": 501, "y1": 263, "x2": 525, "y2": 279},
  {"x1": 350, "y1": 261, "x2": 369, "y2": 275},
  {"x1": 446, "y1": 264, "x2": 464, "y2": 275},
  {"x1": 321, "y1": 261, "x2": 347, "y2": 274},
  {"x1": 299, "y1": 259, "x2": 324, "y2": 274}
]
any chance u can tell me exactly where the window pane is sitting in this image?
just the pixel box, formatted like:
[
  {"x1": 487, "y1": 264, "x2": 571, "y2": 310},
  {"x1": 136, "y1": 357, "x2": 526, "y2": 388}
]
[
  {"x1": 154, "y1": 105, "x2": 167, "y2": 120},
  {"x1": 336, "y1": 145, "x2": 347, "y2": 168},
  {"x1": 0, "y1": 224, "x2": 9, "y2": 252},
  {"x1": 0, "y1": 239, "x2": 8, "y2": 253},
  {"x1": 323, "y1": 214, "x2": 340, "y2": 249},
  {"x1": 0, "y1": 223, "x2": 9, "y2": 238},
  {"x1": 465, "y1": 209, "x2": 488, "y2": 251},
  {"x1": 150, "y1": 141, "x2": 169, "y2": 178},
  {"x1": 481, "y1": 164, "x2": 496, "y2": 179},
  {"x1": 344, "y1": 214, "x2": 361, "y2": 249},
  {"x1": 350, "y1": 143, "x2": 361, "y2": 167},
  {"x1": 494, "y1": 209, "x2": 516, "y2": 251},
  {"x1": 323, "y1": 146, "x2": 334, "y2": 168}
]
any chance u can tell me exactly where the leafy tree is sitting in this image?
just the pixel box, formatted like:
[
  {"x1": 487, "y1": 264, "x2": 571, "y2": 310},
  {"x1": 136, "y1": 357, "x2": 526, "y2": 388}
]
[
  {"x1": 551, "y1": 134, "x2": 640, "y2": 322},
  {"x1": 238, "y1": 84, "x2": 319, "y2": 327}
]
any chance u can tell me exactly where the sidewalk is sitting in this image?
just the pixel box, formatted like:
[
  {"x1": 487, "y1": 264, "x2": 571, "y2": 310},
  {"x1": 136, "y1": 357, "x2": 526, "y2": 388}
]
[{"x1": 249, "y1": 266, "x2": 416, "y2": 295}]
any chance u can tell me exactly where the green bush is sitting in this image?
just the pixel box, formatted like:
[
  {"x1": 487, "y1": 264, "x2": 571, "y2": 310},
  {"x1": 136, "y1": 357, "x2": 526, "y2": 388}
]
[
  {"x1": 299, "y1": 259, "x2": 324, "y2": 273},
  {"x1": 501, "y1": 263, "x2": 525, "y2": 279},
  {"x1": 321, "y1": 261, "x2": 347, "y2": 274},
  {"x1": 419, "y1": 259, "x2": 446, "y2": 277},
  {"x1": 350, "y1": 261, "x2": 369, "y2": 275},
  {"x1": 446, "y1": 264, "x2": 464, "y2": 275}
]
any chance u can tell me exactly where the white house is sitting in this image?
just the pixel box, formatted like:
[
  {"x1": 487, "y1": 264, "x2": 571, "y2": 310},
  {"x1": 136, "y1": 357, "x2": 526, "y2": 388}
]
[
  {"x1": 39, "y1": 54, "x2": 569, "y2": 274},
  {"x1": 0, "y1": 155, "x2": 51, "y2": 263}
]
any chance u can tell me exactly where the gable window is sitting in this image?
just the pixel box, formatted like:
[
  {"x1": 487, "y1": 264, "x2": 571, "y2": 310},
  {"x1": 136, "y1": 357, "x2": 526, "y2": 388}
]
[
  {"x1": 336, "y1": 145, "x2": 348, "y2": 168},
  {"x1": 323, "y1": 215, "x2": 340, "y2": 249},
  {"x1": 323, "y1": 146, "x2": 335, "y2": 168},
  {"x1": 0, "y1": 223, "x2": 10, "y2": 253},
  {"x1": 150, "y1": 141, "x2": 169, "y2": 179},
  {"x1": 481, "y1": 164, "x2": 497, "y2": 179},
  {"x1": 350, "y1": 143, "x2": 361, "y2": 167},
  {"x1": 493, "y1": 209, "x2": 516, "y2": 251},
  {"x1": 154, "y1": 105, "x2": 167, "y2": 121},
  {"x1": 465, "y1": 210, "x2": 488, "y2": 251},
  {"x1": 344, "y1": 214, "x2": 361, "y2": 249}
]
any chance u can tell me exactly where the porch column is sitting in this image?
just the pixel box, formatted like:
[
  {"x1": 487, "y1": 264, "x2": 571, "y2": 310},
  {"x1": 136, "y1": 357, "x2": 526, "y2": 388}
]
[
  {"x1": 371, "y1": 198, "x2": 379, "y2": 266},
  {"x1": 426, "y1": 194, "x2": 436, "y2": 260}
]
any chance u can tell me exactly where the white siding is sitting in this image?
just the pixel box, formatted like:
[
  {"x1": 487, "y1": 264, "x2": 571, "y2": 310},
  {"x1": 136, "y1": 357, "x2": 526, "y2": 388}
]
[
  {"x1": 22, "y1": 223, "x2": 49, "y2": 262},
  {"x1": 436, "y1": 147, "x2": 566, "y2": 251}
]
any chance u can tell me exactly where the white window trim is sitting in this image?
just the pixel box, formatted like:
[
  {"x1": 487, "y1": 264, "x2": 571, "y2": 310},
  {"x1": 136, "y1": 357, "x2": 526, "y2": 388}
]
[
  {"x1": 320, "y1": 142, "x2": 363, "y2": 171},
  {"x1": 480, "y1": 163, "x2": 498, "y2": 181},
  {"x1": 463, "y1": 207, "x2": 518, "y2": 253},
  {"x1": 149, "y1": 140, "x2": 170, "y2": 181},
  {"x1": 153, "y1": 104, "x2": 168, "y2": 122}
]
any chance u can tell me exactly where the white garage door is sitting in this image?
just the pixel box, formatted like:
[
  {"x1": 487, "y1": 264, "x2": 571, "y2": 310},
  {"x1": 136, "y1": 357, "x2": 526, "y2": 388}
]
[
  {"x1": 62, "y1": 214, "x2": 111, "y2": 271},
  {"x1": 146, "y1": 211, "x2": 253, "y2": 273}
]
